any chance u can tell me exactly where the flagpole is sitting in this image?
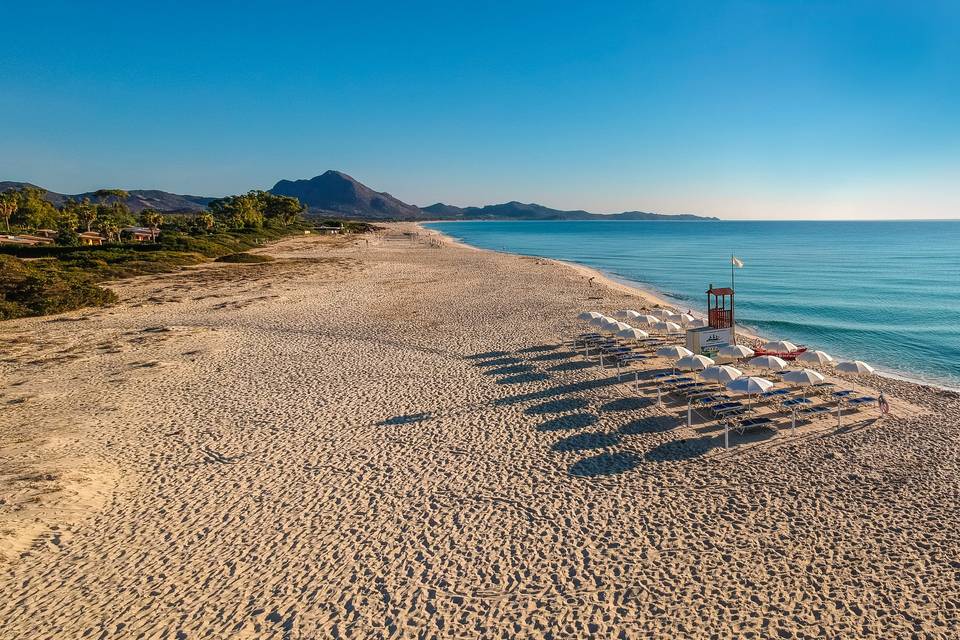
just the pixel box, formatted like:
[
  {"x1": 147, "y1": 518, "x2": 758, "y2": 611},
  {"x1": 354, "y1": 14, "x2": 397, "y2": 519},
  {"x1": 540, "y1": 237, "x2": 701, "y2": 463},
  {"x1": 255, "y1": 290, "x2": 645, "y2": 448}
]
[{"x1": 731, "y1": 253, "x2": 735, "y2": 292}]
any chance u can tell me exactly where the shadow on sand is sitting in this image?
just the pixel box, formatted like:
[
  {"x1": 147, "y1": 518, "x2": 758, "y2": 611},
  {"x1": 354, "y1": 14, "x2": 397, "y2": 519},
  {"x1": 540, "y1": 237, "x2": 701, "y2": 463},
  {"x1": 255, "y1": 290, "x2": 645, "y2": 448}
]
[
  {"x1": 548, "y1": 361, "x2": 594, "y2": 372},
  {"x1": 496, "y1": 372, "x2": 551, "y2": 385},
  {"x1": 537, "y1": 413, "x2": 599, "y2": 432},
  {"x1": 494, "y1": 375, "x2": 622, "y2": 407},
  {"x1": 619, "y1": 415, "x2": 680, "y2": 435},
  {"x1": 552, "y1": 432, "x2": 622, "y2": 452},
  {"x1": 568, "y1": 451, "x2": 641, "y2": 477},
  {"x1": 465, "y1": 351, "x2": 512, "y2": 360},
  {"x1": 531, "y1": 351, "x2": 575, "y2": 362},
  {"x1": 474, "y1": 357, "x2": 524, "y2": 368},
  {"x1": 485, "y1": 364, "x2": 536, "y2": 376},
  {"x1": 377, "y1": 412, "x2": 433, "y2": 426},
  {"x1": 516, "y1": 344, "x2": 560, "y2": 354},
  {"x1": 644, "y1": 436, "x2": 719, "y2": 462},
  {"x1": 600, "y1": 397, "x2": 655, "y2": 413}
]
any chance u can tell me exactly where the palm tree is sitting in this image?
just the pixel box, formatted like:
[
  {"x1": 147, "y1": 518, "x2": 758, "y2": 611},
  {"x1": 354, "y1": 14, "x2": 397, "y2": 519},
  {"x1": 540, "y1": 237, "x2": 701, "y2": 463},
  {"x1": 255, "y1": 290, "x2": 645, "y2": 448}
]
[
  {"x1": 140, "y1": 210, "x2": 164, "y2": 241},
  {"x1": 77, "y1": 198, "x2": 97, "y2": 232},
  {"x1": 193, "y1": 212, "x2": 215, "y2": 233},
  {"x1": 0, "y1": 191, "x2": 17, "y2": 232}
]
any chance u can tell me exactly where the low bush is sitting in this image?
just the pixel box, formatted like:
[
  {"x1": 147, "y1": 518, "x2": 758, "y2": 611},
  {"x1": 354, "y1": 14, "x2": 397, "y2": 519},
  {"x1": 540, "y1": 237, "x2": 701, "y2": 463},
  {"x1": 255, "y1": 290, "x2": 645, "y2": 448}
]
[{"x1": 214, "y1": 252, "x2": 273, "y2": 264}]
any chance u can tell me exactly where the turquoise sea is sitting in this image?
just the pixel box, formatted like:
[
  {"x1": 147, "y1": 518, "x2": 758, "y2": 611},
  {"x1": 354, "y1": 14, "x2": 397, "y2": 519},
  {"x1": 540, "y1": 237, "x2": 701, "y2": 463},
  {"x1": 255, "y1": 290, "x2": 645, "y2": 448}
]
[{"x1": 426, "y1": 220, "x2": 960, "y2": 389}]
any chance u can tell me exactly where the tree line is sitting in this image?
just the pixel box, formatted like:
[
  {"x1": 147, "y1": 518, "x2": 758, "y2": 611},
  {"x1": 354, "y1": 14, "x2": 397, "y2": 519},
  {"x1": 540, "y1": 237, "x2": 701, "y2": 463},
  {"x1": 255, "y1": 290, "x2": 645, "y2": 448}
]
[{"x1": 0, "y1": 187, "x2": 305, "y2": 246}]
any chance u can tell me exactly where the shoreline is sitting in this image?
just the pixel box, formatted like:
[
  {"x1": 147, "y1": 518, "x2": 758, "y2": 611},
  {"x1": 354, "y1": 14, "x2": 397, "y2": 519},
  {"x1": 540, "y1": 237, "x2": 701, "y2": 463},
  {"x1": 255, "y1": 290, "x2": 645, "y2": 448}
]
[{"x1": 420, "y1": 222, "x2": 960, "y2": 393}]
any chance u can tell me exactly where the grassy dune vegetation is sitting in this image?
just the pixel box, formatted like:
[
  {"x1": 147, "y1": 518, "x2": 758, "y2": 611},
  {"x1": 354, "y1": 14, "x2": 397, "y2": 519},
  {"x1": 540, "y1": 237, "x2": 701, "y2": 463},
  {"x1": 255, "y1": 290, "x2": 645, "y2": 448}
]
[{"x1": 0, "y1": 227, "x2": 301, "y2": 320}]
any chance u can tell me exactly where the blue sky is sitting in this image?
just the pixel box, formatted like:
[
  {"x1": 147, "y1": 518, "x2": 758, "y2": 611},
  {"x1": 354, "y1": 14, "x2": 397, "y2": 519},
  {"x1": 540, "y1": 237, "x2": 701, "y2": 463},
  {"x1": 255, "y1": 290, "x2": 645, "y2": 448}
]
[{"x1": 2, "y1": 1, "x2": 958, "y2": 219}]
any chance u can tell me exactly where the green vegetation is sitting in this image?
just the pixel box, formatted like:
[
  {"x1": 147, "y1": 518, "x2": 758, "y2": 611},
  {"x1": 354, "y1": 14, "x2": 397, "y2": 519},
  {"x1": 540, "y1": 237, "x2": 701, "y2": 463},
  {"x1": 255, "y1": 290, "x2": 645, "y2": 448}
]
[
  {"x1": 215, "y1": 252, "x2": 274, "y2": 264},
  {"x1": 0, "y1": 186, "x2": 322, "y2": 320}
]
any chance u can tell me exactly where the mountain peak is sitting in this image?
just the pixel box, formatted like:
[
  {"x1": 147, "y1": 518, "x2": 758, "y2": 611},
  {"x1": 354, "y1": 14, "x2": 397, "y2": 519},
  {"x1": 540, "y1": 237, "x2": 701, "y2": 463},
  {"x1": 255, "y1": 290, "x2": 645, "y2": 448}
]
[{"x1": 270, "y1": 171, "x2": 423, "y2": 220}]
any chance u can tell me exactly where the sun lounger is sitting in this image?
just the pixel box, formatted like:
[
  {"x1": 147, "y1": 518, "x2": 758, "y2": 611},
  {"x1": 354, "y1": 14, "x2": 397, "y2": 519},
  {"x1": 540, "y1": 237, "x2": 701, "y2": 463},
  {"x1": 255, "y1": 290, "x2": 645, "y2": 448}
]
[
  {"x1": 782, "y1": 397, "x2": 812, "y2": 408},
  {"x1": 693, "y1": 394, "x2": 725, "y2": 406},
  {"x1": 847, "y1": 396, "x2": 876, "y2": 407},
  {"x1": 728, "y1": 415, "x2": 776, "y2": 434},
  {"x1": 712, "y1": 402, "x2": 745, "y2": 417},
  {"x1": 832, "y1": 389, "x2": 857, "y2": 398},
  {"x1": 799, "y1": 405, "x2": 831, "y2": 418},
  {"x1": 716, "y1": 406, "x2": 750, "y2": 420},
  {"x1": 761, "y1": 388, "x2": 792, "y2": 399}
]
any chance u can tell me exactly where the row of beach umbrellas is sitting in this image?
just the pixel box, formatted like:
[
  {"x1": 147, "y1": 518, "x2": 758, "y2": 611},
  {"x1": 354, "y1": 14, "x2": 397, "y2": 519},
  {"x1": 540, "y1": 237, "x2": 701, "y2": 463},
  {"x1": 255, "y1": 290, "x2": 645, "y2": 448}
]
[
  {"x1": 582, "y1": 308, "x2": 708, "y2": 329},
  {"x1": 579, "y1": 309, "x2": 877, "y2": 380}
]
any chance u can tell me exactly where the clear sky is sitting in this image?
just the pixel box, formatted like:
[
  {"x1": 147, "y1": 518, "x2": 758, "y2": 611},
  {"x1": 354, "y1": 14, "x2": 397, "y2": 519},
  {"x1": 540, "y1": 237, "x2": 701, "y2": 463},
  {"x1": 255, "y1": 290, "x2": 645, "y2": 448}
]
[{"x1": 2, "y1": 1, "x2": 958, "y2": 219}]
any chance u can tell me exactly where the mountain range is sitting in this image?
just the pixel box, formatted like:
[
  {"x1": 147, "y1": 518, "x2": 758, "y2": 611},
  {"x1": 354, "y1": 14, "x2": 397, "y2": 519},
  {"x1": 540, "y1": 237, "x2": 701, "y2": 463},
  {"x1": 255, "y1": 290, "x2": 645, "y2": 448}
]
[
  {"x1": 1, "y1": 171, "x2": 716, "y2": 221},
  {"x1": 0, "y1": 181, "x2": 212, "y2": 213}
]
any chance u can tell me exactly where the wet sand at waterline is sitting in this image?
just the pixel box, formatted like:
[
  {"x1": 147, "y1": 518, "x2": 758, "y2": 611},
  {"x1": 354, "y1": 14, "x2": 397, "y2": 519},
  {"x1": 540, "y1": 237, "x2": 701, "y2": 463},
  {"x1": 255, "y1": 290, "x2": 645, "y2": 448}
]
[{"x1": 1, "y1": 224, "x2": 958, "y2": 638}]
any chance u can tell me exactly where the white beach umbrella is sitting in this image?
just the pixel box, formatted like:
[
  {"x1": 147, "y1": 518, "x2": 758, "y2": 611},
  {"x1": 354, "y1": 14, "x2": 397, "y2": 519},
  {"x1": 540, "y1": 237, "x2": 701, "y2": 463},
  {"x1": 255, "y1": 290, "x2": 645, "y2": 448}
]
[
  {"x1": 623, "y1": 310, "x2": 643, "y2": 320},
  {"x1": 653, "y1": 321, "x2": 683, "y2": 334},
  {"x1": 613, "y1": 310, "x2": 632, "y2": 319},
  {"x1": 611, "y1": 321, "x2": 632, "y2": 332},
  {"x1": 797, "y1": 350, "x2": 835, "y2": 366},
  {"x1": 633, "y1": 314, "x2": 660, "y2": 327},
  {"x1": 677, "y1": 313, "x2": 696, "y2": 326},
  {"x1": 836, "y1": 360, "x2": 875, "y2": 375},
  {"x1": 782, "y1": 368, "x2": 826, "y2": 387},
  {"x1": 726, "y1": 376, "x2": 775, "y2": 397},
  {"x1": 656, "y1": 345, "x2": 693, "y2": 359},
  {"x1": 718, "y1": 344, "x2": 755, "y2": 359},
  {"x1": 782, "y1": 368, "x2": 826, "y2": 404},
  {"x1": 578, "y1": 311, "x2": 604, "y2": 321},
  {"x1": 701, "y1": 365, "x2": 742, "y2": 385},
  {"x1": 589, "y1": 316, "x2": 610, "y2": 329},
  {"x1": 617, "y1": 327, "x2": 649, "y2": 341},
  {"x1": 600, "y1": 319, "x2": 622, "y2": 334},
  {"x1": 748, "y1": 355, "x2": 788, "y2": 371},
  {"x1": 676, "y1": 354, "x2": 715, "y2": 372},
  {"x1": 651, "y1": 308, "x2": 676, "y2": 319},
  {"x1": 763, "y1": 340, "x2": 800, "y2": 353}
]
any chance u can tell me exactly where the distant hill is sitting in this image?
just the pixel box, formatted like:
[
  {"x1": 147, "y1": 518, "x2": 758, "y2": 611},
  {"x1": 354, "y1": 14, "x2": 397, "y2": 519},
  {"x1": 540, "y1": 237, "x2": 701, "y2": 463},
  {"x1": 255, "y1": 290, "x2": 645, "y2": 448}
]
[
  {"x1": 269, "y1": 171, "x2": 716, "y2": 221},
  {"x1": 0, "y1": 181, "x2": 213, "y2": 213},
  {"x1": 269, "y1": 170, "x2": 422, "y2": 220},
  {"x1": 422, "y1": 201, "x2": 713, "y2": 221}
]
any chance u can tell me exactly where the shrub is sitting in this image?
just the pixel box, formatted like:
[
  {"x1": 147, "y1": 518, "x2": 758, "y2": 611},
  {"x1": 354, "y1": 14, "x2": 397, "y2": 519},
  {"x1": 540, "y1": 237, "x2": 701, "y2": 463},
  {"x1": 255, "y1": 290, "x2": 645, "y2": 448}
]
[{"x1": 214, "y1": 252, "x2": 273, "y2": 264}]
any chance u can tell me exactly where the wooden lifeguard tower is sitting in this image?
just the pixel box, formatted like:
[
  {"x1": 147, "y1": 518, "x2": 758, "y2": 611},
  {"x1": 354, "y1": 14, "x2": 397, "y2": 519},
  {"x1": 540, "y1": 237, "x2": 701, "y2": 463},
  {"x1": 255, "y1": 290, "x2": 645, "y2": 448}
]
[
  {"x1": 706, "y1": 284, "x2": 734, "y2": 330},
  {"x1": 685, "y1": 284, "x2": 736, "y2": 355}
]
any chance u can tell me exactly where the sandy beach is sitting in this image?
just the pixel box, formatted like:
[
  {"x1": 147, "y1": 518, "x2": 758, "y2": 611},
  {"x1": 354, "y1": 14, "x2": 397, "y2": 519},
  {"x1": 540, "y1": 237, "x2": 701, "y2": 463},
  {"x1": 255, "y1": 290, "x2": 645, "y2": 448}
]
[{"x1": 1, "y1": 223, "x2": 958, "y2": 638}]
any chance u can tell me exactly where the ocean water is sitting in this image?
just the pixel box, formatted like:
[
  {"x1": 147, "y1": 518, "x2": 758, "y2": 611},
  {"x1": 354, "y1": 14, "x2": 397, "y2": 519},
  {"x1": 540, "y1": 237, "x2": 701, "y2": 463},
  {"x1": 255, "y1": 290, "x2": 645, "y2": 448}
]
[{"x1": 426, "y1": 220, "x2": 960, "y2": 388}]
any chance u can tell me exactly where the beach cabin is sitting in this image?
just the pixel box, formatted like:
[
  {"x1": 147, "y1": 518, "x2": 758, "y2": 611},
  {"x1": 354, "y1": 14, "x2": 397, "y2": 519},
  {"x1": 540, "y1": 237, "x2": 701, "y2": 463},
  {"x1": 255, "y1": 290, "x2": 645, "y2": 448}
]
[
  {"x1": 121, "y1": 226, "x2": 156, "y2": 242},
  {"x1": 78, "y1": 231, "x2": 106, "y2": 246},
  {"x1": 0, "y1": 235, "x2": 44, "y2": 246},
  {"x1": 686, "y1": 284, "x2": 736, "y2": 355},
  {"x1": 314, "y1": 225, "x2": 342, "y2": 235},
  {"x1": 16, "y1": 234, "x2": 54, "y2": 245}
]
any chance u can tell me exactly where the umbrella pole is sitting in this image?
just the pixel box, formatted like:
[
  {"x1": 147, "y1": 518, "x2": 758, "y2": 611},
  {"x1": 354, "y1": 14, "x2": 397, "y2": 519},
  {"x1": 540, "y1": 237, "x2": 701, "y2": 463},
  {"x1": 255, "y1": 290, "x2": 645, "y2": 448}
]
[
  {"x1": 724, "y1": 423, "x2": 729, "y2": 449},
  {"x1": 634, "y1": 371, "x2": 639, "y2": 393},
  {"x1": 687, "y1": 398, "x2": 692, "y2": 427},
  {"x1": 837, "y1": 400, "x2": 842, "y2": 427},
  {"x1": 792, "y1": 407, "x2": 796, "y2": 432},
  {"x1": 657, "y1": 385, "x2": 662, "y2": 406}
]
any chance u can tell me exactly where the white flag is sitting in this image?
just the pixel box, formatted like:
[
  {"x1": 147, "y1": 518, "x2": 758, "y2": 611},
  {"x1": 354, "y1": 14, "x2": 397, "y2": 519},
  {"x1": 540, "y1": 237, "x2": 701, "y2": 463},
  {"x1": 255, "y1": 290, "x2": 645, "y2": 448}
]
[{"x1": 731, "y1": 256, "x2": 744, "y2": 268}]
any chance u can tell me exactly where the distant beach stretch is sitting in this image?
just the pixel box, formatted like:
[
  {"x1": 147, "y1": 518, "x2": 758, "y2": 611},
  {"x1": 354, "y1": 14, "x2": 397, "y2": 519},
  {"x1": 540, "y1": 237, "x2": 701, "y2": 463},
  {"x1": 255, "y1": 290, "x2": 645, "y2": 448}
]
[
  {"x1": 1, "y1": 225, "x2": 957, "y2": 638},
  {"x1": 427, "y1": 219, "x2": 960, "y2": 390}
]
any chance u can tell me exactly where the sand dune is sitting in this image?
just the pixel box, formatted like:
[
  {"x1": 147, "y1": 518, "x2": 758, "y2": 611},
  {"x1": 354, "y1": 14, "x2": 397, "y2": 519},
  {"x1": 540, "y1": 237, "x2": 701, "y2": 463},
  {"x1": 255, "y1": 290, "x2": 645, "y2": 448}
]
[{"x1": 0, "y1": 225, "x2": 957, "y2": 638}]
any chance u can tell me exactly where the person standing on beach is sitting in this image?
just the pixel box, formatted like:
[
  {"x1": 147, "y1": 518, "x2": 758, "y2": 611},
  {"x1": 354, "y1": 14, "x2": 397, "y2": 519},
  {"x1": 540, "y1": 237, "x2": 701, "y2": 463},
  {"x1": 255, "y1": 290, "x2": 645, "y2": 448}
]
[{"x1": 878, "y1": 392, "x2": 890, "y2": 416}]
